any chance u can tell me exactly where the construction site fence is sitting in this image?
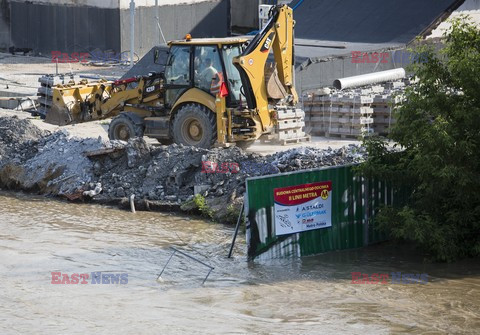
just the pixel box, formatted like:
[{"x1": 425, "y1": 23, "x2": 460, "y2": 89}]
[{"x1": 245, "y1": 164, "x2": 409, "y2": 261}]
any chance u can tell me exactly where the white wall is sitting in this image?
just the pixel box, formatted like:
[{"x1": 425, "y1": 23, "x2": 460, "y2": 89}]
[
  {"x1": 11, "y1": 0, "x2": 119, "y2": 8},
  {"x1": 429, "y1": 0, "x2": 480, "y2": 38},
  {"x1": 119, "y1": 0, "x2": 215, "y2": 9},
  {"x1": 9, "y1": 0, "x2": 214, "y2": 9}
]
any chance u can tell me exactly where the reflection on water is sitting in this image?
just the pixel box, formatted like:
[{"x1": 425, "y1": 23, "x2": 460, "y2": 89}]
[{"x1": 0, "y1": 191, "x2": 479, "y2": 334}]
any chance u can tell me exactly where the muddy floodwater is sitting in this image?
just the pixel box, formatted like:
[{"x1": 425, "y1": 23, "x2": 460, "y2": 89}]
[{"x1": 0, "y1": 192, "x2": 479, "y2": 334}]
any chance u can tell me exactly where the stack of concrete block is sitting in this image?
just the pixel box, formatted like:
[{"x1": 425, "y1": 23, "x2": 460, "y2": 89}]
[
  {"x1": 304, "y1": 93, "x2": 375, "y2": 138},
  {"x1": 37, "y1": 74, "x2": 81, "y2": 118},
  {"x1": 261, "y1": 107, "x2": 311, "y2": 145},
  {"x1": 370, "y1": 93, "x2": 404, "y2": 135},
  {"x1": 304, "y1": 80, "x2": 406, "y2": 138}
]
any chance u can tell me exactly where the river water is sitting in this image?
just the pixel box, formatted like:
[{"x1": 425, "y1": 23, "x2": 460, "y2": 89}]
[{"x1": 0, "y1": 191, "x2": 479, "y2": 334}]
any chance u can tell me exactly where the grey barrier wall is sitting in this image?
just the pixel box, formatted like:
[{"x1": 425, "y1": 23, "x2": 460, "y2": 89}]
[
  {"x1": 230, "y1": 0, "x2": 258, "y2": 32},
  {"x1": 120, "y1": 0, "x2": 230, "y2": 57},
  {"x1": 9, "y1": 1, "x2": 121, "y2": 55},
  {"x1": 7, "y1": 0, "x2": 230, "y2": 57},
  {"x1": 0, "y1": 0, "x2": 9, "y2": 49}
]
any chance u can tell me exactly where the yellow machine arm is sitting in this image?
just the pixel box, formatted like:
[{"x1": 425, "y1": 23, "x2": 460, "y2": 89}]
[{"x1": 233, "y1": 5, "x2": 298, "y2": 130}]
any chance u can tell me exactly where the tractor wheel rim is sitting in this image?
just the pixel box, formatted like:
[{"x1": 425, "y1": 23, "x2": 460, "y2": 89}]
[
  {"x1": 117, "y1": 125, "x2": 130, "y2": 140},
  {"x1": 183, "y1": 118, "x2": 203, "y2": 144}
]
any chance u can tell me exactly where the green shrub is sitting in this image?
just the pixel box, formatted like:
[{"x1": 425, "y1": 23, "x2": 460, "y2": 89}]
[{"x1": 360, "y1": 17, "x2": 480, "y2": 261}]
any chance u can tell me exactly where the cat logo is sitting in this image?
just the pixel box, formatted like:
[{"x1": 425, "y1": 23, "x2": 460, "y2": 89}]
[
  {"x1": 260, "y1": 32, "x2": 276, "y2": 53},
  {"x1": 263, "y1": 37, "x2": 272, "y2": 50},
  {"x1": 145, "y1": 86, "x2": 155, "y2": 93},
  {"x1": 320, "y1": 189, "x2": 329, "y2": 200}
]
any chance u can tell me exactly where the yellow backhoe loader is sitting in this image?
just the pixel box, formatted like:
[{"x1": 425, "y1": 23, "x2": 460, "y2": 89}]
[{"x1": 39, "y1": 4, "x2": 307, "y2": 149}]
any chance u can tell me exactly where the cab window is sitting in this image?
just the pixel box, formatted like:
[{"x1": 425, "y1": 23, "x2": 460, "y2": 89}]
[
  {"x1": 165, "y1": 46, "x2": 191, "y2": 85},
  {"x1": 194, "y1": 46, "x2": 222, "y2": 94},
  {"x1": 222, "y1": 44, "x2": 243, "y2": 104}
]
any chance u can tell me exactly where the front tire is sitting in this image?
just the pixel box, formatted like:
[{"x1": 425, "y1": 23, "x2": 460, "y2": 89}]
[
  {"x1": 108, "y1": 114, "x2": 144, "y2": 141},
  {"x1": 172, "y1": 103, "x2": 216, "y2": 149}
]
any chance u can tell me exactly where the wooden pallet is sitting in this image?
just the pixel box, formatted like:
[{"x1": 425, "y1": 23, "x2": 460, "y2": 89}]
[
  {"x1": 308, "y1": 117, "x2": 373, "y2": 125},
  {"x1": 260, "y1": 134, "x2": 311, "y2": 145},
  {"x1": 306, "y1": 106, "x2": 374, "y2": 115},
  {"x1": 324, "y1": 132, "x2": 364, "y2": 139},
  {"x1": 280, "y1": 135, "x2": 311, "y2": 145}
]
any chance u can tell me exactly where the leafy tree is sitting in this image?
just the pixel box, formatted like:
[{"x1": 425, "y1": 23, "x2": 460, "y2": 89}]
[{"x1": 361, "y1": 17, "x2": 480, "y2": 261}]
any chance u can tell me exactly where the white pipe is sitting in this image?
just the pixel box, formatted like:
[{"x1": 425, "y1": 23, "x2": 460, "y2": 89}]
[
  {"x1": 130, "y1": 0, "x2": 135, "y2": 68},
  {"x1": 130, "y1": 194, "x2": 136, "y2": 213},
  {"x1": 333, "y1": 68, "x2": 406, "y2": 90}
]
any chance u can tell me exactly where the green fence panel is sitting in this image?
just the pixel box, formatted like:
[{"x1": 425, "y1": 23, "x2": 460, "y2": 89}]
[{"x1": 245, "y1": 164, "x2": 403, "y2": 261}]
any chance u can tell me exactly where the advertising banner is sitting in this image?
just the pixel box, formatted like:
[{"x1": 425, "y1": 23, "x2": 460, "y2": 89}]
[{"x1": 274, "y1": 181, "x2": 332, "y2": 236}]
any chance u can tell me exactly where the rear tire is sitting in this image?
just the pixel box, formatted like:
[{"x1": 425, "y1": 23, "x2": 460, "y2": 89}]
[
  {"x1": 172, "y1": 103, "x2": 216, "y2": 149},
  {"x1": 108, "y1": 114, "x2": 144, "y2": 141}
]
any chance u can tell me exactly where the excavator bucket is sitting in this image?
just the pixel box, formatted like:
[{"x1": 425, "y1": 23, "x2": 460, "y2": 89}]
[{"x1": 265, "y1": 65, "x2": 288, "y2": 100}]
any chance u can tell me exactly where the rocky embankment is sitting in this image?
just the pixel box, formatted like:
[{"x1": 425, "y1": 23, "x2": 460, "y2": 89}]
[{"x1": 0, "y1": 116, "x2": 366, "y2": 223}]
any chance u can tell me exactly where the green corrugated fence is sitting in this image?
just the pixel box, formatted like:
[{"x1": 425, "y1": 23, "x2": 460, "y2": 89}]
[{"x1": 245, "y1": 164, "x2": 406, "y2": 261}]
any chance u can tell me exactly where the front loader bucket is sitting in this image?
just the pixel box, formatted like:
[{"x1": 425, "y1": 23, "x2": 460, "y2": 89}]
[
  {"x1": 45, "y1": 104, "x2": 73, "y2": 126},
  {"x1": 38, "y1": 74, "x2": 113, "y2": 126}
]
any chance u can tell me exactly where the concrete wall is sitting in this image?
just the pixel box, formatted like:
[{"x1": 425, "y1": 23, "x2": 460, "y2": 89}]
[
  {"x1": 10, "y1": 0, "x2": 118, "y2": 9},
  {"x1": 0, "y1": 0, "x2": 10, "y2": 49},
  {"x1": 120, "y1": 0, "x2": 230, "y2": 57},
  {"x1": 119, "y1": 0, "x2": 216, "y2": 9},
  {"x1": 5, "y1": 0, "x2": 229, "y2": 57},
  {"x1": 8, "y1": 0, "x2": 220, "y2": 8},
  {"x1": 230, "y1": 0, "x2": 258, "y2": 31},
  {"x1": 9, "y1": 0, "x2": 121, "y2": 54}
]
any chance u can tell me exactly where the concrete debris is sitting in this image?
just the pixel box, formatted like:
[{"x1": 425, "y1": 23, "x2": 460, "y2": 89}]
[
  {"x1": 0, "y1": 116, "x2": 367, "y2": 222},
  {"x1": 83, "y1": 183, "x2": 102, "y2": 197},
  {"x1": 0, "y1": 115, "x2": 47, "y2": 163}
]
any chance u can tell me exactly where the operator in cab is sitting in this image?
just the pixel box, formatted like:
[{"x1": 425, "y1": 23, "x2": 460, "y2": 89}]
[{"x1": 199, "y1": 58, "x2": 218, "y2": 88}]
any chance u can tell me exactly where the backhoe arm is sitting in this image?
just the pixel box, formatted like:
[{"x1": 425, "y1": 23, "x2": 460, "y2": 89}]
[
  {"x1": 233, "y1": 5, "x2": 298, "y2": 131},
  {"x1": 271, "y1": 6, "x2": 298, "y2": 104}
]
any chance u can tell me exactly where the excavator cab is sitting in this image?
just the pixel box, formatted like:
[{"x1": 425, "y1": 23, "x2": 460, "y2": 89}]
[{"x1": 156, "y1": 39, "x2": 247, "y2": 109}]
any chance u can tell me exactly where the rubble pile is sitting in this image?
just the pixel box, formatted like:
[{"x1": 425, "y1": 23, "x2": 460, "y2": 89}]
[
  {"x1": 0, "y1": 116, "x2": 367, "y2": 222},
  {"x1": 23, "y1": 131, "x2": 106, "y2": 195},
  {"x1": 94, "y1": 141, "x2": 267, "y2": 203},
  {"x1": 271, "y1": 145, "x2": 365, "y2": 172},
  {"x1": 0, "y1": 116, "x2": 47, "y2": 166}
]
